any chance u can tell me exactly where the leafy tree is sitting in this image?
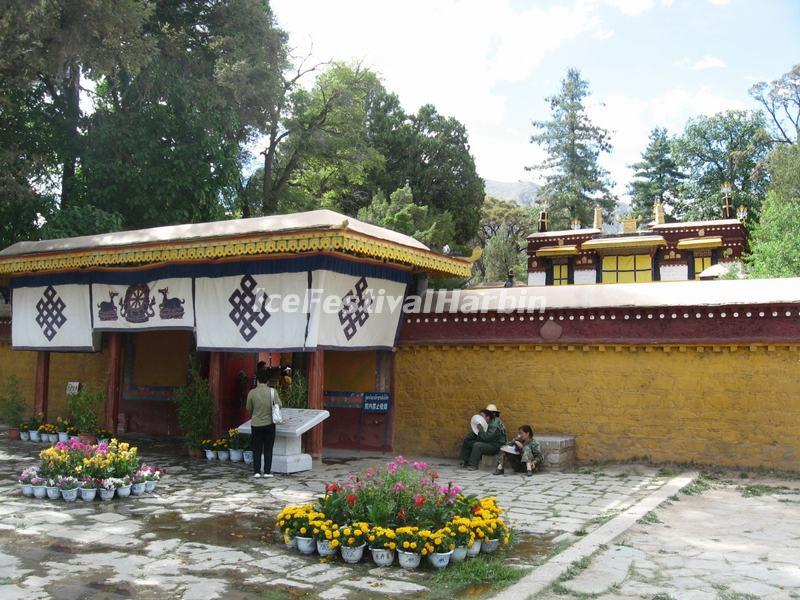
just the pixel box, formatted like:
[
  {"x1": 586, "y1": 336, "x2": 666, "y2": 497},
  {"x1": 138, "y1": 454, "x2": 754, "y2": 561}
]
[
  {"x1": 527, "y1": 68, "x2": 616, "y2": 230},
  {"x1": 672, "y1": 110, "x2": 772, "y2": 221},
  {"x1": 749, "y1": 63, "x2": 800, "y2": 144},
  {"x1": 474, "y1": 197, "x2": 537, "y2": 281},
  {"x1": 627, "y1": 127, "x2": 686, "y2": 221},
  {"x1": 746, "y1": 144, "x2": 800, "y2": 277},
  {"x1": 482, "y1": 233, "x2": 527, "y2": 284}
]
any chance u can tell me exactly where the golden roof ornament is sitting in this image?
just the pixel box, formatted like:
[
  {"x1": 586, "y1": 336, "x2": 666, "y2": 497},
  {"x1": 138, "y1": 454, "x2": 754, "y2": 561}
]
[
  {"x1": 653, "y1": 199, "x2": 665, "y2": 225},
  {"x1": 620, "y1": 214, "x2": 642, "y2": 234},
  {"x1": 593, "y1": 206, "x2": 603, "y2": 229}
]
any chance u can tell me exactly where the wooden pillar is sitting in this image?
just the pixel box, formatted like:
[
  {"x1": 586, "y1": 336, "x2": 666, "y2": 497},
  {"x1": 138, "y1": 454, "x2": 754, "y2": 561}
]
[
  {"x1": 208, "y1": 352, "x2": 225, "y2": 437},
  {"x1": 104, "y1": 333, "x2": 122, "y2": 433},
  {"x1": 34, "y1": 351, "x2": 50, "y2": 419},
  {"x1": 307, "y1": 349, "x2": 324, "y2": 459}
]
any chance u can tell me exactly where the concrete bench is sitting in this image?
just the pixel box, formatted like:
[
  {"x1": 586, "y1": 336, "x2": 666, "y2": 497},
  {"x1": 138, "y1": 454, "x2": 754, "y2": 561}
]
[{"x1": 479, "y1": 434, "x2": 576, "y2": 472}]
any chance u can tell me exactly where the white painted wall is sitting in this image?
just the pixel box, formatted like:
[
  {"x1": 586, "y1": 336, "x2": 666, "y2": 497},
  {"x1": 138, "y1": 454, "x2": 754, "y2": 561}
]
[
  {"x1": 659, "y1": 264, "x2": 689, "y2": 281},
  {"x1": 574, "y1": 269, "x2": 597, "y2": 285},
  {"x1": 527, "y1": 271, "x2": 546, "y2": 286}
]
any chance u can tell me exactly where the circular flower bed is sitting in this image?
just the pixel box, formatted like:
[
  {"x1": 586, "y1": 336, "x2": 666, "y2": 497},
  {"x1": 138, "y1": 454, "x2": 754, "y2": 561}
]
[
  {"x1": 277, "y1": 456, "x2": 510, "y2": 570},
  {"x1": 17, "y1": 438, "x2": 163, "y2": 502}
]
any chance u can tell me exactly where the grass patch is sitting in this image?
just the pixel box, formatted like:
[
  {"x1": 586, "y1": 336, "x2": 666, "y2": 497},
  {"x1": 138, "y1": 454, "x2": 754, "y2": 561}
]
[
  {"x1": 657, "y1": 466, "x2": 680, "y2": 477},
  {"x1": 428, "y1": 559, "x2": 526, "y2": 598},
  {"x1": 713, "y1": 585, "x2": 759, "y2": 600},
  {"x1": 547, "y1": 538, "x2": 573, "y2": 558},
  {"x1": 739, "y1": 484, "x2": 794, "y2": 497},
  {"x1": 558, "y1": 555, "x2": 592, "y2": 582},
  {"x1": 680, "y1": 474, "x2": 715, "y2": 496},
  {"x1": 651, "y1": 594, "x2": 676, "y2": 600},
  {"x1": 636, "y1": 511, "x2": 662, "y2": 525}
]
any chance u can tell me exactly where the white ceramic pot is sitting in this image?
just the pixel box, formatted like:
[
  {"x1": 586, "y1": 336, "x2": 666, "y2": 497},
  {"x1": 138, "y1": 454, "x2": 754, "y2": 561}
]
[
  {"x1": 451, "y1": 546, "x2": 468, "y2": 562},
  {"x1": 57, "y1": 432, "x2": 69, "y2": 442},
  {"x1": 48, "y1": 433, "x2": 58, "y2": 443},
  {"x1": 428, "y1": 550, "x2": 453, "y2": 569},
  {"x1": 466, "y1": 539, "x2": 482, "y2": 557},
  {"x1": 217, "y1": 450, "x2": 230, "y2": 461},
  {"x1": 370, "y1": 547, "x2": 395, "y2": 567},
  {"x1": 20, "y1": 483, "x2": 33, "y2": 496},
  {"x1": 79, "y1": 487, "x2": 97, "y2": 501},
  {"x1": 117, "y1": 485, "x2": 132, "y2": 498},
  {"x1": 317, "y1": 539, "x2": 337, "y2": 557},
  {"x1": 296, "y1": 536, "x2": 316, "y2": 555},
  {"x1": 482, "y1": 539, "x2": 500, "y2": 553},
  {"x1": 29, "y1": 430, "x2": 41, "y2": 442},
  {"x1": 32, "y1": 485, "x2": 47, "y2": 499},
  {"x1": 205, "y1": 450, "x2": 217, "y2": 460},
  {"x1": 20, "y1": 431, "x2": 30, "y2": 441},
  {"x1": 61, "y1": 488, "x2": 79, "y2": 502},
  {"x1": 229, "y1": 449, "x2": 243, "y2": 462},
  {"x1": 243, "y1": 450, "x2": 254, "y2": 465},
  {"x1": 284, "y1": 536, "x2": 297, "y2": 549},
  {"x1": 398, "y1": 550, "x2": 421, "y2": 570},
  {"x1": 46, "y1": 486, "x2": 60, "y2": 500},
  {"x1": 341, "y1": 543, "x2": 366, "y2": 564},
  {"x1": 131, "y1": 482, "x2": 146, "y2": 496},
  {"x1": 99, "y1": 488, "x2": 115, "y2": 501},
  {"x1": 145, "y1": 481, "x2": 156, "y2": 493},
  {"x1": 97, "y1": 438, "x2": 109, "y2": 445}
]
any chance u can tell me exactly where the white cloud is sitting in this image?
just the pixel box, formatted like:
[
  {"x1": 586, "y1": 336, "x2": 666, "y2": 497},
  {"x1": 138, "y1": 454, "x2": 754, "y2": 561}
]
[
  {"x1": 690, "y1": 55, "x2": 727, "y2": 70},
  {"x1": 603, "y1": 0, "x2": 655, "y2": 17}
]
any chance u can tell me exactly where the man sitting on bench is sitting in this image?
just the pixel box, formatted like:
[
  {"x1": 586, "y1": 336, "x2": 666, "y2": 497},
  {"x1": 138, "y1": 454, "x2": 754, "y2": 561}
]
[{"x1": 459, "y1": 404, "x2": 506, "y2": 471}]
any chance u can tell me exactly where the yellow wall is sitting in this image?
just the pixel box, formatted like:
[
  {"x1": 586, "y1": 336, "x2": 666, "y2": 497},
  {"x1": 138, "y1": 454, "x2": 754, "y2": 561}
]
[
  {"x1": 47, "y1": 346, "x2": 109, "y2": 420},
  {"x1": 0, "y1": 343, "x2": 37, "y2": 416},
  {"x1": 395, "y1": 344, "x2": 800, "y2": 471},
  {"x1": 324, "y1": 350, "x2": 376, "y2": 392}
]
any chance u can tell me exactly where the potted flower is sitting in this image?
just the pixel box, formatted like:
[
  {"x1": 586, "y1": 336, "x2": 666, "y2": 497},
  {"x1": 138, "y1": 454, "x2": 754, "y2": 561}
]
[
  {"x1": 79, "y1": 477, "x2": 98, "y2": 501},
  {"x1": 66, "y1": 425, "x2": 80, "y2": 441},
  {"x1": 28, "y1": 414, "x2": 44, "y2": 442},
  {"x1": 95, "y1": 428, "x2": 113, "y2": 445},
  {"x1": 99, "y1": 477, "x2": 120, "y2": 501},
  {"x1": 39, "y1": 423, "x2": 58, "y2": 444},
  {"x1": 131, "y1": 470, "x2": 147, "y2": 496},
  {"x1": 482, "y1": 518, "x2": 509, "y2": 554},
  {"x1": 140, "y1": 465, "x2": 162, "y2": 493},
  {"x1": 312, "y1": 519, "x2": 340, "y2": 557},
  {"x1": 45, "y1": 478, "x2": 61, "y2": 500},
  {"x1": 422, "y1": 526, "x2": 457, "y2": 569},
  {"x1": 242, "y1": 434, "x2": 254, "y2": 465},
  {"x1": 227, "y1": 428, "x2": 244, "y2": 462},
  {"x1": 294, "y1": 507, "x2": 325, "y2": 555},
  {"x1": 67, "y1": 387, "x2": 103, "y2": 443},
  {"x1": 116, "y1": 475, "x2": 133, "y2": 498},
  {"x1": 18, "y1": 466, "x2": 37, "y2": 496},
  {"x1": 448, "y1": 516, "x2": 475, "y2": 562},
  {"x1": 277, "y1": 504, "x2": 314, "y2": 549},
  {"x1": 202, "y1": 439, "x2": 216, "y2": 460},
  {"x1": 31, "y1": 475, "x2": 48, "y2": 499},
  {"x1": 0, "y1": 375, "x2": 26, "y2": 440},
  {"x1": 18, "y1": 422, "x2": 30, "y2": 441},
  {"x1": 58, "y1": 475, "x2": 80, "y2": 502},
  {"x1": 367, "y1": 526, "x2": 397, "y2": 567},
  {"x1": 339, "y1": 522, "x2": 369, "y2": 563},
  {"x1": 395, "y1": 527, "x2": 424, "y2": 569},
  {"x1": 214, "y1": 438, "x2": 230, "y2": 461},
  {"x1": 56, "y1": 417, "x2": 71, "y2": 442},
  {"x1": 466, "y1": 518, "x2": 486, "y2": 557},
  {"x1": 174, "y1": 365, "x2": 214, "y2": 458}
]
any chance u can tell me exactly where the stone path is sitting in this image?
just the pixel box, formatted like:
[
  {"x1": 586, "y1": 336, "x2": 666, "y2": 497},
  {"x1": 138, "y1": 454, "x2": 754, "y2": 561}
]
[
  {"x1": 0, "y1": 437, "x2": 668, "y2": 599},
  {"x1": 535, "y1": 476, "x2": 800, "y2": 600}
]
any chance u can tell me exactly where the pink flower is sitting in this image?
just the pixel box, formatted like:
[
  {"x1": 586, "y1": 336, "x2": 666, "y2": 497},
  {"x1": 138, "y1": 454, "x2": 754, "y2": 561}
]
[
  {"x1": 387, "y1": 463, "x2": 399, "y2": 474},
  {"x1": 392, "y1": 482, "x2": 406, "y2": 492},
  {"x1": 393, "y1": 455, "x2": 408, "y2": 465},
  {"x1": 411, "y1": 461, "x2": 428, "y2": 470}
]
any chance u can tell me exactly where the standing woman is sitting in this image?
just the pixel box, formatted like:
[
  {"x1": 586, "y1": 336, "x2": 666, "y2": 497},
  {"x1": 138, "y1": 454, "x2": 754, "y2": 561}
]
[{"x1": 246, "y1": 367, "x2": 282, "y2": 478}]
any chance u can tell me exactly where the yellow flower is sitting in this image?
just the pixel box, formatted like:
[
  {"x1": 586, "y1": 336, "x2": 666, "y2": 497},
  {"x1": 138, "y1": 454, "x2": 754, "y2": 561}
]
[
  {"x1": 354, "y1": 529, "x2": 362, "y2": 536},
  {"x1": 410, "y1": 542, "x2": 417, "y2": 549},
  {"x1": 333, "y1": 531, "x2": 340, "y2": 538},
  {"x1": 347, "y1": 537, "x2": 355, "y2": 545},
  {"x1": 330, "y1": 540, "x2": 339, "y2": 548},
  {"x1": 388, "y1": 542, "x2": 396, "y2": 550},
  {"x1": 299, "y1": 527, "x2": 306, "y2": 535},
  {"x1": 402, "y1": 541, "x2": 409, "y2": 549}
]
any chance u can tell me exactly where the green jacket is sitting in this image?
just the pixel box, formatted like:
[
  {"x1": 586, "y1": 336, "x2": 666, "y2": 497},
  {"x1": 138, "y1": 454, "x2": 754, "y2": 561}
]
[
  {"x1": 477, "y1": 417, "x2": 506, "y2": 448},
  {"x1": 246, "y1": 383, "x2": 281, "y2": 427},
  {"x1": 518, "y1": 437, "x2": 543, "y2": 464}
]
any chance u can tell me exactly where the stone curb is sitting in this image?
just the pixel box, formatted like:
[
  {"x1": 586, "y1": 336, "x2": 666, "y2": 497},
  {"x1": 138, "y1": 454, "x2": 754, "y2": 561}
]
[{"x1": 491, "y1": 471, "x2": 699, "y2": 600}]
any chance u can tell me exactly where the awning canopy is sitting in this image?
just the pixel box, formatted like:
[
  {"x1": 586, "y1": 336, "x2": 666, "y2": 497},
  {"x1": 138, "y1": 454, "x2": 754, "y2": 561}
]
[
  {"x1": 536, "y1": 245, "x2": 580, "y2": 257},
  {"x1": 581, "y1": 235, "x2": 667, "y2": 252},
  {"x1": 677, "y1": 236, "x2": 723, "y2": 251}
]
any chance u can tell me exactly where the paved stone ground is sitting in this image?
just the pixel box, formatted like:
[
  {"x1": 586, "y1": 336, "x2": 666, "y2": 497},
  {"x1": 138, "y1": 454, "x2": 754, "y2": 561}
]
[
  {"x1": 536, "y1": 475, "x2": 800, "y2": 600},
  {"x1": 0, "y1": 436, "x2": 667, "y2": 599}
]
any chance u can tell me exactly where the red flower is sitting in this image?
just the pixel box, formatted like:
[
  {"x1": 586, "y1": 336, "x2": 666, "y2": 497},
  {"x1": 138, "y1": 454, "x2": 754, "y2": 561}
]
[
  {"x1": 325, "y1": 483, "x2": 341, "y2": 493},
  {"x1": 427, "y1": 470, "x2": 439, "y2": 480},
  {"x1": 346, "y1": 493, "x2": 357, "y2": 506},
  {"x1": 397, "y1": 508, "x2": 407, "y2": 521},
  {"x1": 471, "y1": 505, "x2": 481, "y2": 515},
  {"x1": 413, "y1": 494, "x2": 426, "y2": 508}
]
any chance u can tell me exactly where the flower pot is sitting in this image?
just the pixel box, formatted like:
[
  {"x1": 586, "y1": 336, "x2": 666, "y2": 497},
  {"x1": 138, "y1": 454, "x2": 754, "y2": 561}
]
[
  {"x1": 428, "y1": 550, "x2": 453, "y2": 569},
  {"x1": 466, "y1": 539, "x2": 482, "y2": 557},
  {"x1": 398, "y1": 550, "x2": 421, "y2": 570},
  {"x1": 131, "y1": 482, "x2": 146, "y2": 496},
  {"x1": 217, "y1": 450, "x2": 230, "y2": 461},
  {"x1": 79, "y1": 434, "x2": 96, "y2": 445},
  {"x1": 296, "y1": 536, "x2": 316, "y2": 555},
  {"x1": 116, "y1": 485, "x2": 132, "y2": 498},
  {"x1": 341, "y1": 543, "x2": 366, "y2": 564},
  {"x1": 99, "y1": 488, "x2": 115, "y2": 501},
  {"x1": 451, "y1": 546, "x2": 468, "y2": 562},
  {"x1": 32, "y1": 485, "x2": 47, "y2": 499},
  {"x1": 229, "y1": 449, "x2": 243, "y2": 462},
  {"x1": 61, "y1": 488, "x2": 79, "y2": 502},
  {"x1": 370, "y1": 547, "x2": 395, "y2": 567},
  {"x1": 20, "y1": 431, "x2": 30, "y2": 441},
  {"x1": 188, "y1": 447, "x2": 203, "y2": 459},
  {"x1": 57, "y1": 432, "x2": 69, "y2": 442},
  {"x1": 482, "y1": 539, "x2": 500, "y2": 554},
  {"x1": 284, "y1": 536, "x2": 297, "y2": 549},
  {"x1": 97, "y1": 438, "x2": 109, "y2": 445},
  {"x1": 7, "y1": 427, "x2": 20, "y2": 440},
  {"x1": 48, "y1": 433, "x2": 58, "y2": 444},
  {"x1": 243, "y1": 450, "x2": 254, "y2": 465},
  {"x1": 205, "y1": 450, "x2": 217, "y2": 460},
  {"x1": 317, "y1": 539, "x2": 337, "y2": 557},
  {"x1": 79, "y1": 487, "x2": 97, "y2": 501},
  {"x1": 46, "y1": 486, "x2": 60, "y2": 499},
  {"x1": 29, "y1": 430, "x2": 41, "y2": 442},
  {"x1": 20, "y1": 483, "x2": 33, "y2": 496},
  {"x1": 145, "y1": 481, "x2": 156, "y2": 493}
]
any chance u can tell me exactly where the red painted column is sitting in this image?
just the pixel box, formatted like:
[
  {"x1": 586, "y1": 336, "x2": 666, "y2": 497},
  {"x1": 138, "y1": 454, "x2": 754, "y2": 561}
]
[
  {"x1": 307, "y1": 349, "x2": 324, "y2": 459},
  {"x1": 34, "y1": 351, "x2": 50, "y2": 419},
  {"x1": 104, "y1": 333, "x2": 122, "y2": 433},
  {"x1": 208, "y1": 352, "x2": 225, "y2": 437}
]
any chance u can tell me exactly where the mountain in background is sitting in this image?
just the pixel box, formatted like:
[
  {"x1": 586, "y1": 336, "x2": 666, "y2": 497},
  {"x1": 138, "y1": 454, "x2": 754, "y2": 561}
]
[{"x1": 484, "y1": 179, "x2": 540, "y2": 206}]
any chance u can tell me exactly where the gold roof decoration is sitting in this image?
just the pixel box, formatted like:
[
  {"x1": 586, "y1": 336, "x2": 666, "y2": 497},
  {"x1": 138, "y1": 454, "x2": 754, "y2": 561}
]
[
  {"x1": 536, "y1": 245, "x2": 580, "y2": 257},
  {"x1": 581, "y1": 235, "x2": 667, "y2": 251},
  {"x1": 620, "y1": 214, "x2": 643, "y2": 234},
  {"x1": 676, "y1": 236, "x2": 723, "y2": 251}
]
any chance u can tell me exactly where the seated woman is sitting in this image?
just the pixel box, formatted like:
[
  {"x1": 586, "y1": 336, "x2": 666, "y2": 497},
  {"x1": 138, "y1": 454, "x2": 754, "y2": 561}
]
[
  {"x1": 494, "y1": 425, "x2": 542, "y2": 477},
  {"x1": 459, "y1": 404, "x2": 506, "y2": 471}
]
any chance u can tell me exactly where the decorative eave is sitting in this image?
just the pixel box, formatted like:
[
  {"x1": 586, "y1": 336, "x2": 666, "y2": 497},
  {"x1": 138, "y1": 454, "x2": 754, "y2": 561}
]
[
  {"x1": 581, "y1": 235, "x2": 667, "y2": 252},
  {"x1": 677, "y1": 236, "x2": 723, "y2": 251},
  {"x1": 0, "y1": 229, "x2": 473, "y2": 279},
  {"x1": 528, "y1": 228, "x2": 600, "y2": 240},
  {"x1": 536, "y1": 245, "x2": 580, "y2": 257}
]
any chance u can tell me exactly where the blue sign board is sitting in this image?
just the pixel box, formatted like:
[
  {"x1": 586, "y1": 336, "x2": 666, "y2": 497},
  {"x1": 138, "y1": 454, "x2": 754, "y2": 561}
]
[{"x1": 363, "y1": 392, "x2": 390, "y2": 413}]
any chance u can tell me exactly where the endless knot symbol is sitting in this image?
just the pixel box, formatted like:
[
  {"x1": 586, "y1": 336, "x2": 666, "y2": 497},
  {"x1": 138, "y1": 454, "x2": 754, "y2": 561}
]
[
  {"x1": 228, "y1": 275, "x2": 270, "y2": 342},
  {"x1": 338, "y1": 277, "x2": 373, "y2": 341},
  {"x1": 35, "y1": 286, "x2": 67, "y2": 341}
]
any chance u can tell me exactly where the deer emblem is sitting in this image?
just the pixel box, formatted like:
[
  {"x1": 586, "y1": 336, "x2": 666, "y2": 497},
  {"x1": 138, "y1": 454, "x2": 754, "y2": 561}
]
[
  {"x1": 97, "y1": 290, "x2": 119, "y2": 321},
  {"x1": 158, "y1": 287, "x2": 185, "y2": 320}
]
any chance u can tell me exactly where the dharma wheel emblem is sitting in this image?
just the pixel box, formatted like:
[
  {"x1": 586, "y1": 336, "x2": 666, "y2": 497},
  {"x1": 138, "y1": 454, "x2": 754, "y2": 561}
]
[
  {"x1": 228, "y1": 275, "x2": 270, "y2": 342},
  {"x1": 339, "y1": 277, "x2": 373, "y2": 341},
  {"x1": 35, "y1": 286, "x2": 67, "y2": 341}
]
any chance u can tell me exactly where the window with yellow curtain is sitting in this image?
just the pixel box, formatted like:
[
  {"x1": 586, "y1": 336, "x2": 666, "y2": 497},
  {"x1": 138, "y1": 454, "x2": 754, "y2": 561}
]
[
  {"x1": 602, "y1": 255, "x2": 652, "y2": 283},
  {"x1": 552, "y1": 263, "x2": 569, "y2": 285},
  {"x1": 693, "y1": 252, "x2": 713, "y2": 279}
]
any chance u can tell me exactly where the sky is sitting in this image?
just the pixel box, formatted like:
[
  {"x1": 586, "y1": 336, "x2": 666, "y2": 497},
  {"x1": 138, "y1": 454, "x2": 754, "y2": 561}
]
[{"x1": 269, "y1": 0, "x2": 800, "y2": 200}]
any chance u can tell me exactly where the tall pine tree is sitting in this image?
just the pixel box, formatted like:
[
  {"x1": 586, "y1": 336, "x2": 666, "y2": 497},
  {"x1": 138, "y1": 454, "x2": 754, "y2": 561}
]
[
  {"x1": 627, "y1": 127, "x2": 686, "y2": 222},
  {"x1": 527, "y1": 68, "x2": 616, "y2": 230}
]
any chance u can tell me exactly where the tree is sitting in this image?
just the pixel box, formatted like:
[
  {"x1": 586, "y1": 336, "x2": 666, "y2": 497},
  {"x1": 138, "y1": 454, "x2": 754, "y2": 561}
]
[
  {"x1": 749, "y1": 64, "x2": 800, "y2": 144},
  {"x1": 474, "y1": 197, "x2": 537, "y2": 281},
  {"x1": 627, "y1": 127, "x2": 686, "y2": 221},
  {"x1": 527, "y1": 68, "x2": 616, "y2": 230},
  {"x1": 746, "y1": 144, "x2": 800, "y2": 277},
  {"x1": 672, "y1": 110, "x2": 772, "y2": 221}
]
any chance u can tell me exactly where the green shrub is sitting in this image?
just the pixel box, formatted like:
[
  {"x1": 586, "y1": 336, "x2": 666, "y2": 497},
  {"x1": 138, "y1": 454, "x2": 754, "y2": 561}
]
[
  {"x1": 282, "y1": 372, "x2": 308, "y2": 409},
  {"x1": 0, "y1": 375, "x2": 26, "y2": 426},
  {"x1": 175, "y1": 365, "x2": 214, "y2": 449},
  {"x1": 67, "y1": 387, "x2": 103, "y2": 434}
]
